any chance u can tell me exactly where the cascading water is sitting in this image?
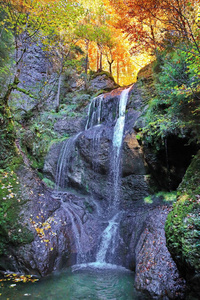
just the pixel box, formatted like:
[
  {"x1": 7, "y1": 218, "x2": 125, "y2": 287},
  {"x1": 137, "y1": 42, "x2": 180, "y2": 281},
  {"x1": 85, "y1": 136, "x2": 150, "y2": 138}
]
[
  {"x1": 96, "y1": 213, "x2": 120, "y2": 264},
  {"x1": 53, "y1": 132, "x2": 90, "y2": 264},
  {"x1": 85, "y1": 95, "x2": 103, "y2": 130},
  {"x1": 93, "y1": 87, "x2": 132, "y2": 267},
  {"x1": 91, "y1": 125, "x2": 104, "y2": 174},
  {"x1": 54, "y1": 86, "x2": 132, "y2": 268},
  {"x1": 62, "y1": 201, "x2": 88, "y2": 264},
  {"x1": 112, "y1": 86, "x2": 132, "y2": 206},
  {"x1": 55, "y1": 132, "x2": 81, "y2": 191}
]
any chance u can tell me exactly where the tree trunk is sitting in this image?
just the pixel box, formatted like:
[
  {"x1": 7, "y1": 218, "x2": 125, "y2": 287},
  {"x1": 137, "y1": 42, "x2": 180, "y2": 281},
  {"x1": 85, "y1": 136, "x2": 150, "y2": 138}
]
[
  {"x1": 106, "y1": 48, "x2": 114, "y2": 75},
  {"x1": 97, "y1": 44, "x2": 103, "y2": 71},
  {"x1": 55, "y1": 73, "x2": 62, "y2": 113},
  {"x1": 97, "y1": 48, "x2": 99, "y2": 71},
  {"x1": 0, "y1": 76, "x2": 19, "y2": 167},
  {"x1": 109, "y1": 61, "x2": 112, "y2": 75},
  {"x1": 107, "y1": 57, "x2": 114, "y2": 75},
  {"x1": 99, "y1": 50, "x2": 103, "y2": 71},
  {"x1": 150, "y1": 23, "x2": 158, "y2": 57},
  {"x1": 84, "y1": 40, "x2": 90, "y2": 90},
  {"x1": 55, "y1": 54, "x2": 64, "y2": 113},
  {"x1": 108, "y1": 60, "x2": 114, "y2": 75},
  {"x1": 117, "y1": 59, "x2": 120, "y2": 84},
  {"x1": 85, "y1": 39, "x2": 89, "y2": 75}
]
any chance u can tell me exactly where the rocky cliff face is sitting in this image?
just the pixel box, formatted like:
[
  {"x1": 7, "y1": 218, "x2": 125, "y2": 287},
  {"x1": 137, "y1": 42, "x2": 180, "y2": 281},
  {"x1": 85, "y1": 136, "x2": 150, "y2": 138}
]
[{"x1": 9, "y1": 42, "x2": 57, "y2": 115}]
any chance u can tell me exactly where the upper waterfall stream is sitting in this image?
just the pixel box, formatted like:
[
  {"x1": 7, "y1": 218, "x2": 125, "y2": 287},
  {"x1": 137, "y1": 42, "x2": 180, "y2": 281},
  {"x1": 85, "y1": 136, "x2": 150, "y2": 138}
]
[{"x1": 112, "y1": 86, "x2": 132, "y2": 206}]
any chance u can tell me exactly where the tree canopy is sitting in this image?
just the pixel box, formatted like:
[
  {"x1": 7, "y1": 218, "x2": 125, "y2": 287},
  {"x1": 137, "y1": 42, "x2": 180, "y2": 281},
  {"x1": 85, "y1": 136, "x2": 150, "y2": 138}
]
[
  {"x1": 0, "y1": 0, "x2": 145, "y2": 85},
  {"x1": 0, "y1": 0, "x2": 200, "y2": 85}
]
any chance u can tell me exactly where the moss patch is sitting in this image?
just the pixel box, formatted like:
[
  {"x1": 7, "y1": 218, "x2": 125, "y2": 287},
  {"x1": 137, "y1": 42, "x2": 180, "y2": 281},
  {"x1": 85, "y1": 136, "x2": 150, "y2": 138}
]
[
  {"x1": 42, "y1": 177, "x2": 55, "y2": 189},
  {"x1": 165, "y1": 150, "x2": 200, "y2": 278},
  {"x1": 0, "y1": 104, "x2": 18, "y2": 169},
  {"x1": 0, "y1": 167, "x2": 34, "y2": 255},
  {"x1": 89, "y1": 70, "x2": 114, "y2": 81},
  {"x1": 144, "y1": 191, "x2": 177, "y2": 204}
]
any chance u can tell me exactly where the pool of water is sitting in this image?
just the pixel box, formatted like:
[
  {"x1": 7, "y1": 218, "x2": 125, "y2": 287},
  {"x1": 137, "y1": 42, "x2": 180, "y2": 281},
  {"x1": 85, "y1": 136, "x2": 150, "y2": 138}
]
[{"x1": 0, "y1": 266, "x2": 148, "y2": 300}]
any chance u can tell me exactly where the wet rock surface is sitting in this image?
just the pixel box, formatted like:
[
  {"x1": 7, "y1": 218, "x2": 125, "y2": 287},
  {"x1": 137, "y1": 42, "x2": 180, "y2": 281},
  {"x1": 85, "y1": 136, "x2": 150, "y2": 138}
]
[
  {"x1": 43, "y1": 142, "x2": 63, "y2": 183},
  {"x1": 54, "y1": 116, "x2": 85, "y2": 137},
  {"x1": 44, "y1": 88, "x2": 150, "y2": 204}
]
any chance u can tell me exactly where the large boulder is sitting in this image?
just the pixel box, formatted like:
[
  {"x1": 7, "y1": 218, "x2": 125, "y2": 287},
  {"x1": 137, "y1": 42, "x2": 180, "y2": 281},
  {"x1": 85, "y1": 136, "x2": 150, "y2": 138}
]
[
  {"x1": 88, "y1": 71, "x2": 119, "y2": 92},
  {"x1": 135, "y1": 206, "x2": 186, "y2": 299}
]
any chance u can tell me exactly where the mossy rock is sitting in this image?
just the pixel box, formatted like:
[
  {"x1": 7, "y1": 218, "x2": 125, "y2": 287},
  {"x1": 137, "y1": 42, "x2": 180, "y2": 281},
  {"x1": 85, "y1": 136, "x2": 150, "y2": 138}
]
[
  {"x1": 137, "y1": 62, "x2": 154, "y2": 82},
  {"x1": 0, "y1": 104, "x2": 18, "y2": 169},
  {"x1": 89, "y1": 70, "x2": 114, "y2": 81},
  {"x1": 88, "y1": 70, "x2": 119, "y2": 92},
  {"x1": 0, "y1": 165, "x2": 34, "y2": 255},
  {"x1": 165, "y1": 150, "x2": 200, "y2": 296}
]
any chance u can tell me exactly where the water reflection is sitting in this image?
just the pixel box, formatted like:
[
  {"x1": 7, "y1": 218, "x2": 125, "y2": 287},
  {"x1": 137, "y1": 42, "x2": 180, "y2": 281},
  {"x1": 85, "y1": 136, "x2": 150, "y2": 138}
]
[{"x1": 1, "y1": 267, "x2": 148, "y2": 300}]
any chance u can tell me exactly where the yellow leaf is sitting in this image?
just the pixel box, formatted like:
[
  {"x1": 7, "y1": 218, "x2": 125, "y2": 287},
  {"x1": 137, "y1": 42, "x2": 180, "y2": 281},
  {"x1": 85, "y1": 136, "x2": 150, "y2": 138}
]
[{"x1": 31, "y1": 279, "x2": 39, "y2": 282}]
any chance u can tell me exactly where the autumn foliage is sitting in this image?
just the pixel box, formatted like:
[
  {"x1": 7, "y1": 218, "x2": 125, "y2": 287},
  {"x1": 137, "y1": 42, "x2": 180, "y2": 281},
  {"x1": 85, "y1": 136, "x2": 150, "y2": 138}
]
[
  {"x1": 108, "y1": 0, "x2": 200, "y2": 54},
  {"x1": 1, "y1": 0, "x2": 200, "y2": 84},
  {"x1": 0, "y1": 0, "x2": 140, "y2": 84}
]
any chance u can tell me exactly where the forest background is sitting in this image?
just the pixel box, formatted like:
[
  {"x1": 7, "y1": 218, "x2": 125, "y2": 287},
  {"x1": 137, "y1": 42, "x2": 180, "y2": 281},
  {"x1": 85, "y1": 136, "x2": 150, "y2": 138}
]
[{"x1": 0, "y1": 0, "x2": 200, "y2": 140}]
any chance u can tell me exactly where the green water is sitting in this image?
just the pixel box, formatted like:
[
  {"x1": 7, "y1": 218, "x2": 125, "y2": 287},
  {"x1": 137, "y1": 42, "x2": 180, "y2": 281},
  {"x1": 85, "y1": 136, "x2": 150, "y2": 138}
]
[{"x1": 0, "y1": 267, "x2": 148, "y2": 300}]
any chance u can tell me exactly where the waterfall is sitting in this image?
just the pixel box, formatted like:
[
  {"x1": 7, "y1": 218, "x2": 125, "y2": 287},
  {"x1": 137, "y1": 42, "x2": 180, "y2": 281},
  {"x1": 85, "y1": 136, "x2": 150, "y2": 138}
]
[
  {"x1": 96, "y1": 214, "x2": 120, "y2": 263},
  {"x1": 93, "y1": 87, "x2": 131, "y2": 266},
  {"x1": 63, "y1": 201, "x2": 87, "y2": 264},
  {"x1": 91, "y1": 125, "x2": 104, "y2": 174},
  {"x1": 89, "y1": 87, "x2": 131, "y2": 267},
  {"x1": 85, "y1": 95, "x2": 103, "y2": 130},
  {"x1": 54, "y1": 86, "x2": 132, "y2": 268},
  {"x1": 112, "y1": 86, "x2": 132, "y2": 206},
  {"x1": 54, "y1": 133, "x2": 88, "y2": 264},
  {"x1": 55, "y1": 133, "x2": 81, "y2": 191},
  {"x1": 72, "y1": 213, "x2": 122, "y2": 271}
]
